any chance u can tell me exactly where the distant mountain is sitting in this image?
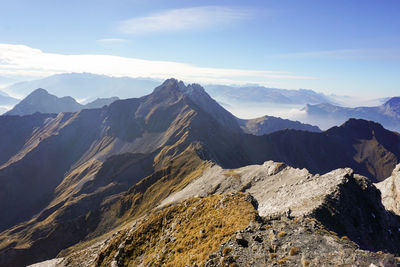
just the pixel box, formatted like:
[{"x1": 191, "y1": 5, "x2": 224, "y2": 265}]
[
  {"x1": 205, "y1": 84, "x2": 334, "y2": 105},
  {"x1": 0, "y1": 79, "x2": 399, "y2": 266},
  {"x1": 0, "y1": 90, "x2": 19, "y2": 106},
  {"x1": 0, "y1": 76, "x2": 17, "y2": 86},
  {"x1": 5, "y1": 88, "x2": 82, "y2": 115},
  {"x1": 3, "y1": 73, "x2": 161, "y2": 99},
  {"x1": 303, "y1": 97, "x2": 400, "y2": 131},
  {"x1": 238, "y1": 115, "x2": 321, "y2": 135},
  {"x1": 82, "y1": 97, "x2": 120, "y2": 109},
  {"x1": 5, "y1": 89, "x2": 119, "y2": 115}
]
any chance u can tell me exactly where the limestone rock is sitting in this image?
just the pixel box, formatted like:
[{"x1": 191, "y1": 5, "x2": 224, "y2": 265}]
[{"x1": 375, "y1": 164, "x2": 400, "y2": 215}]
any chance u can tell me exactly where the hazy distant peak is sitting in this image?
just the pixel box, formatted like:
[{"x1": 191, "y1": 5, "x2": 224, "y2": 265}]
[
  {"x1": 384, "y1": 96, "x2": 400, "y2": 107},
  {"x1": 29, "y1": 88, "x2": 49, "y2": 95},
  {"x1": 4, "y1": 88, "x2": 119, "y2": 116}
]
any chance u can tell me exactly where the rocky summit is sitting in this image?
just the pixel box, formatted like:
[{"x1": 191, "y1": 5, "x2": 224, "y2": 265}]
[{"x1": 0, "y1": 79, "x2": 400, "y2": 267}]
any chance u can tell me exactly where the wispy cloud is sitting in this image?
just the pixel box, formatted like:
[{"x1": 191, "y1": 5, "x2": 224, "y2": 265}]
[
  {"x1": 0, "y1": 43, "x2": 318, "y2": 85},
  {"x1": 117, "y1": 6, "x2": 253, "y2": 34},
  {"x1": 96, "y1": 38, "x2": 128, "y2": 44},
  {"x1": 277, "y1": 48, "x2": 400, "y2": 60}
]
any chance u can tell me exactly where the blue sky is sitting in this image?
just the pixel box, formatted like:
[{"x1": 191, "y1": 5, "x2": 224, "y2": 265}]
[{"x1": 0, "y1": 0, "x2": 399, "y2": 97}]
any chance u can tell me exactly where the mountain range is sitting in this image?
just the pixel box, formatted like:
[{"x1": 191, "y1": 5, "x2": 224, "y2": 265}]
[
  {"x1": 3, "y1": 85, "x2": 321, "y2": 136},
  {"x1": 5, "y1": 88, "x2": 119, "y2": 116},
  {"x1": 205, "y1": 84, "x2": 334, "y2": 105},
  {"x1": 3, "y1": 73, "x2": 161, "y2": 100},
  {"x1": 2, "y1": 73, "x2": 334, "y2": 106},
  {"x1": 303, "y1": 97, "x2": 400, "y2": 132},
  {"x1": 0, "y1": 79, "x2": 399, "y2": 266}
]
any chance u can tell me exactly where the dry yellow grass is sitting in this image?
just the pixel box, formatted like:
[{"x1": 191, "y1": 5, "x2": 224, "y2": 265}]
[{"x1": 97, "y1": 193, "x2": 257, "y2": 266}]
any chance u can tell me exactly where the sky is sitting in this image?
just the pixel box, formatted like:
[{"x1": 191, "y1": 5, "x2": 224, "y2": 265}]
[{"x1": 0, "y1": 0, "x2": 399, "y2": 97}]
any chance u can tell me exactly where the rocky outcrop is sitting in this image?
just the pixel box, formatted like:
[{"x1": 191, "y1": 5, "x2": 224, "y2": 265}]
[
  {"x1": 376, "y1": 164, "x2": 400, "y2": 215},
  {"x1": 206, "y1": 216, "x2": 399, "y2": 266},
  {"x1": 161, "y1": 161, "x2": 400, "y2": 254}
]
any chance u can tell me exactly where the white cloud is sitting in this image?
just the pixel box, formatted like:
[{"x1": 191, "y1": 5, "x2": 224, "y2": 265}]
[
  {"x1": 96, "y1": 38, "x2": 128, "y2": 44},
  {"x1": 0, "y1": 43, "x2": 318, "y2": 85},
  {"x1": 117, "y1": 6, "x2": 253, "y2": 34}
]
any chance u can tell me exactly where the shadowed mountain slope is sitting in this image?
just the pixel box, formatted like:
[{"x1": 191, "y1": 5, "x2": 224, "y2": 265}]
[
  {"x1": 0, "y1": 113, "x2": 56, "y2": 165},
  {"x1": 0, "y1": 79, "x2": 399, "y2": 266},
  {"x1": 243, "y1": 119, "x2": 400, "y2": 182}
]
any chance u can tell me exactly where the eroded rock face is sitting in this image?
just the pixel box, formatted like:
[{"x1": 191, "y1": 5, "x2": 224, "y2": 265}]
[
  {"x1": 376, "y1": 164, "x2": 400, "y2": 216},
  {"x1": 206, "y1": 216, "x2": 399, "y2": 267},
  {"x1": 161, "y1": 161, "x2": 400, "y2": 253}
]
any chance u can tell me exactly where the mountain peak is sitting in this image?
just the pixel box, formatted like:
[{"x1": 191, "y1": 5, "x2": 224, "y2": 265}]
[
  {"x1": 340, "y1": 118, "x2": 385, "y2": 132},
  {"x1": 150, "y1": 78, "x2": 242, "y2": 133},
  {"x1": 152, "y1": 78, "x2": 186, "y2": 95},
  {"x1": 383, "y1": 97, "x2": 400, "y2": 114},
  {"x1": 30, "y1": 88, "x2": 49, "y2": 95},
  {"x1": 5, "y1": 88, "x2": 83, "y2": 116},
  {"x1": 384, "y1": 96, "x2": 400, "y2": 107},
  {"x1": 161, "y1": 78, "x2": 185, "y2": 89}
]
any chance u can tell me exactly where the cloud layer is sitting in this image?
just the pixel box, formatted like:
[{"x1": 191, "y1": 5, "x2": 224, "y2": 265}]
[
  {"x1": 0, "y1": 43, "x2": 317, "y2": 85},
  {"x1": 117, "y1": 6, "x2": 253, "y2": 34}
]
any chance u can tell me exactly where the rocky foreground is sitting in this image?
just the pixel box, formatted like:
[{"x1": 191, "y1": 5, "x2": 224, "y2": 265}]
[{"x1": 29, "y1": 162, "x2": 400, "y2": 267}]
